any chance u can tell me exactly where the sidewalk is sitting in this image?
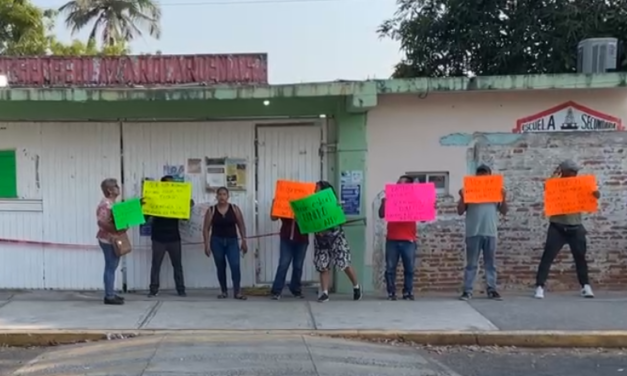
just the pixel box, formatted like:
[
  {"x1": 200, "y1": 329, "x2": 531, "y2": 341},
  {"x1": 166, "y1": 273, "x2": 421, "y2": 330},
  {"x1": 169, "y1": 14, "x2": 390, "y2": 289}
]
[{"x1": 1, "y1": 289, "x2": 626, "y2": 347}]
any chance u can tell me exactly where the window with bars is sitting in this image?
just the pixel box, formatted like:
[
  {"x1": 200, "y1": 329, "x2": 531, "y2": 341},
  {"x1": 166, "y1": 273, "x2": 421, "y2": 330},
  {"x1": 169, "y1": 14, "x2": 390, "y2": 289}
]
[{"x1": 404, "y1": 171, "x2": 449, "y2": 195}]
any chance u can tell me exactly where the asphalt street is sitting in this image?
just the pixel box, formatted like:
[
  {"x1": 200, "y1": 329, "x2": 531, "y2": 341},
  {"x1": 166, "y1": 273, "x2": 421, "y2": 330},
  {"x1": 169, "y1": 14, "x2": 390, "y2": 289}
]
[{"x1": 3, "y1": 334, "x2": 627, "y2": 376}]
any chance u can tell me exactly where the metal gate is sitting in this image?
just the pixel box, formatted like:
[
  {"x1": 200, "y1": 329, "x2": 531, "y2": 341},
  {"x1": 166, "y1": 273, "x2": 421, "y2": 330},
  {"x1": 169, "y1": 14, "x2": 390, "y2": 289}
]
[{"x1": 255, "y1": 124, "x2": 323, "y2": 284}]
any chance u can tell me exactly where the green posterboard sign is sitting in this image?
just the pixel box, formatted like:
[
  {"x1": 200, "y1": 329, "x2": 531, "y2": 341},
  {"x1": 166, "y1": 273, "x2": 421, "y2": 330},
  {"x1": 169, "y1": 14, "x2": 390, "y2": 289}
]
[
  {"x1": 112, "y1": 198, "x2": 146, "y2": 230},
  {"x1": 290, "y1": 188, "x2": 346, "y2": 233}
]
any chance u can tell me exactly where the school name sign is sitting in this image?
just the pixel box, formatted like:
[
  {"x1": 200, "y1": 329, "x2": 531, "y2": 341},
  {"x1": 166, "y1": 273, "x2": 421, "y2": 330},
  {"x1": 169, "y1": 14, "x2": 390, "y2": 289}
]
[{"x1": 513, "y1": 101, "x2": 623, "y2": 133}]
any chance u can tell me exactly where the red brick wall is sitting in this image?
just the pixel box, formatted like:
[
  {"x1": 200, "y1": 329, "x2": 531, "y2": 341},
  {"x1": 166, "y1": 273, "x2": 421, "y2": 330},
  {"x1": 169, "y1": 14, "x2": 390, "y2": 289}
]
[{"x1": 394, "y1": 132, "x2": 627, "y2": 292}]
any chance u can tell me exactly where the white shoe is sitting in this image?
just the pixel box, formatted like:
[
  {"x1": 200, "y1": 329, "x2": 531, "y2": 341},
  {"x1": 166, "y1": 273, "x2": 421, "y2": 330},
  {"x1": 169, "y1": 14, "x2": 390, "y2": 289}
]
[
  {"x1": 534, "y1": 286, "x2": 545, "y2": 299},
  {"x1": 581, "y1": 284, "x2": 594, "y2": 298}
]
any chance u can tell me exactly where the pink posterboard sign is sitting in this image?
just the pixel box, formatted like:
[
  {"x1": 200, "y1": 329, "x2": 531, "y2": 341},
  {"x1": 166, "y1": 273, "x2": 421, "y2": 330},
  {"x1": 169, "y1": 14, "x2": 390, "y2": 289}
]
[{"x1": 384, "y1": 183, "x2": 436, "y2": 222}]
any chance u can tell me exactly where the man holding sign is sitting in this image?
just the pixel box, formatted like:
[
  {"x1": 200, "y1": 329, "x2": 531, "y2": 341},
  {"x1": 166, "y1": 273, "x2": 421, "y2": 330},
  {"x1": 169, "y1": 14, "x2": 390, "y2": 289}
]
[
  {"x1": 534, "y1": 160, "x2": 600, "y2": 300},
  {"x1": 458, "y1": 164, "x2": 508, "y2": 301},
  {"x1": 378, "y1": 175, "x2": 418, "y2": 301}
]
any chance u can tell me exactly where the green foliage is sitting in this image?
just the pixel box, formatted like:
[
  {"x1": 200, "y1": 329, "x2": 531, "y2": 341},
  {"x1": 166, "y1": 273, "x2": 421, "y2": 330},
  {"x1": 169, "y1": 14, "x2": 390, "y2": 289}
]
[
  {"x1": 379, "y1": 0, "x2": 627, "y2": 77},
  {"x1": 59, "y1": 0, "x2": 161, "y2": 46},
  {"x1": 0, "y1": 0, "x2": 49, "y2": 55}
]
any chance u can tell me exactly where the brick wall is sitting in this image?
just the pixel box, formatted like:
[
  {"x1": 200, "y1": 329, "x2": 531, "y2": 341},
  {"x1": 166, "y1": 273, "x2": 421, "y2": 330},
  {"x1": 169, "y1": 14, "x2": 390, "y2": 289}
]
[{"x1": 373, "y1": 132, "x2": 627, "y2": 293}]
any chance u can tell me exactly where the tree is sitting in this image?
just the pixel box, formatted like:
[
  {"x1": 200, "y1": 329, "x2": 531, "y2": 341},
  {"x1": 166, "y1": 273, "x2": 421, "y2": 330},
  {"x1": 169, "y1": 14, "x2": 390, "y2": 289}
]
[
  {"x1": 379, "y1": 0, "x2": 627, "y2": 77},
  {"x1": 48, "y1": 38, "x2": 130, "y2": 55},
  {"x1": 0, "y1": 0, "x2": 49, "y2": 55},
  {"x1": 59, "y1": 0, "x2": 161, "y2": 47}
]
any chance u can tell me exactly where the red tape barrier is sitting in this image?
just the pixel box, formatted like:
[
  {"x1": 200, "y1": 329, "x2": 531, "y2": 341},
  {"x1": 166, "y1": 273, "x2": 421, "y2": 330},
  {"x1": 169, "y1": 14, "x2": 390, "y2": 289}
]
[{"x1": 0, "y1": 219, "x2": 365, "y2": 251}]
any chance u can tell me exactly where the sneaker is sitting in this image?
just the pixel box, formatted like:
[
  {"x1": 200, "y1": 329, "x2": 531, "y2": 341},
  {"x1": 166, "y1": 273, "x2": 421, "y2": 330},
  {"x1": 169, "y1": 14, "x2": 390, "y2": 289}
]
[
  {"x1": 402, "y1": 294, "x2": 415, "y2": 301},
  {"x1": 487, "y1": 290, "x2": 502, "y2": 300},
  {"x1": 534, "y1": 286, "x2": 545, "y2": 299},
  {"x1": 318, "y1": 292, "x2": 329, "y2": 303},
  {"x1": 271, "y1": 294, "x2": 281, "y2": 300},
  {"x1": 459, "y1": 292, "x2": 472, "y2": 301},
  {"x1": 581, "y1": 284, "x2": 594, "y2": 298},
  {"x1": 177, "y1": 291, "x2": 187, "y2": 297},
  {"x1": 114, "y1": 295, "x2": 125, "y2": 301},
  {"x1": 104, "y1": 296, "x2": 124, "y2": 305},
  {"x1": 353, "y1": 286, "x2": 362, "y2": 301},
  {"x1": 148, "y1": 291, "x2": 159, "y2": 298},
  {"x1": 292, "y1": 293, "x2": 304, "y2": 299},
  {"x1": 387, "y1": 294, "x2": 397, "y2": 301}
]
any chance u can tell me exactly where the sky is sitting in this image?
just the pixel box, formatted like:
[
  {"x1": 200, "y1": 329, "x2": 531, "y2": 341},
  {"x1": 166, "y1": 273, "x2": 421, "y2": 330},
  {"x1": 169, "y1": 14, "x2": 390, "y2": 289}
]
[{"x1": 32, "y1": 0, "x2": 403, "y2": 84}]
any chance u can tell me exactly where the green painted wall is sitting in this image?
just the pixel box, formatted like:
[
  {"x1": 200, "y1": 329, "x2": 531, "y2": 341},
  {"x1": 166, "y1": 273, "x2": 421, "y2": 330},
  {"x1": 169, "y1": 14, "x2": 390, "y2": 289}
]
[
  {"x1": 333, "y1": 109, "x2": 370, "y2": 294},
  {"x1": 0, "y1": 97, "x2": 344, "y2": 121}
]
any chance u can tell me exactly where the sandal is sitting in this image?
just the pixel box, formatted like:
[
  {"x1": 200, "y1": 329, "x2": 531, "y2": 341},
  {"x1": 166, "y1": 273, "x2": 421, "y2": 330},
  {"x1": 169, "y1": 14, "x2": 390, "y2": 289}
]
[
  {"x1": 234, "y1": 294, "x2": 247, "y2": 300},
  {"x1": 217, "y1": 292, "x2": 228, "y2": 299}
]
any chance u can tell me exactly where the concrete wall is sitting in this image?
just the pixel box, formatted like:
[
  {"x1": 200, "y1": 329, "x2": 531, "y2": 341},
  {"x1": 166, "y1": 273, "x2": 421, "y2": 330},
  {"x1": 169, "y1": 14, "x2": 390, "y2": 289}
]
[{"x1": 367, "y1": 89, "x2": 627, "y2": 292}]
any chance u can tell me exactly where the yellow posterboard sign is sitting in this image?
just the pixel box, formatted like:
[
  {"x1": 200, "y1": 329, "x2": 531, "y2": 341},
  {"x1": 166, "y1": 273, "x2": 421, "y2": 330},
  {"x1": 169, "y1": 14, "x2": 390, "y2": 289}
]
[{"x1": 142, "y1": 181, "x2": 192, "y2": 219}]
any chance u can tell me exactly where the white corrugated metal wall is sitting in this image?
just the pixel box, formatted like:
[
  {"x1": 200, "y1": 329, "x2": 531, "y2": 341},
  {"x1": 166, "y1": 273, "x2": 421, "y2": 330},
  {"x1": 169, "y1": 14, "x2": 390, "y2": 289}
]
[
  {"x1": 121, "y1": 121, "x2": 256, "y2": 290},
  {"x1": 256, "y1": 124, "x2": 323, "y2": 284},
  {"x1": 0, "y1": 120, "x2": 324, "y2": 291},
  {"x1": 0, "y1": 122, "x2": 121, "y2": 290}
]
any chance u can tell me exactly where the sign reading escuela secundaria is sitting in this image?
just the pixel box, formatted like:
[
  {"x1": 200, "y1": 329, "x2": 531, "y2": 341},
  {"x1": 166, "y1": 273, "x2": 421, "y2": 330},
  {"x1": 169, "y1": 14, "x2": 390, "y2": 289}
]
[
  {"x1": 290, "y1": 189, "x2": 346, "y2": 233},
  {"x1": 142, "y1": 181, "x2": 192, "y2": 219}
]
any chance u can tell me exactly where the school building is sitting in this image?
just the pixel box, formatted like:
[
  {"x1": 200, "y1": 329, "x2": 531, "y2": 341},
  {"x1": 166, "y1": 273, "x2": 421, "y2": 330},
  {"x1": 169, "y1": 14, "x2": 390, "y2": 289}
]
[{"x1": 0, "y1": 54, "x2": 626, "y2": 294}]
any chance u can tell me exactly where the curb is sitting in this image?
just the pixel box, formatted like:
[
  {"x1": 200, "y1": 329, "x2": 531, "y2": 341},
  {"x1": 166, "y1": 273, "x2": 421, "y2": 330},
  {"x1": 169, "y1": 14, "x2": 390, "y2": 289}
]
[{"x1": 1, "y1": 329, "x2": 627, "y2": 348}]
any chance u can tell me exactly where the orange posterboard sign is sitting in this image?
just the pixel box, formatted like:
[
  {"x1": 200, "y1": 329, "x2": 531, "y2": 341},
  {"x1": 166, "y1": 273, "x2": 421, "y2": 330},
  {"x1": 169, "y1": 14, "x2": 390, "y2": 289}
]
[
  {"x1": 463, "y1": 175, "x2": 504, "y2": 203},
  {"x1": 544, "y1": 175, "x2": 598, "y2": 216},
  {"x1": 271, "y1": 180, "x2": 316, "y2": 219}
]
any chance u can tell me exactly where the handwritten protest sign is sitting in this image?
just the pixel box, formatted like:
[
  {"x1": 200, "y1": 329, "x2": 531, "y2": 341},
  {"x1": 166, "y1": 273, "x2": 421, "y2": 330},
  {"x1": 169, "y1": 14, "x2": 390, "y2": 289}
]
[
  {"x1": 290, "y1": 188, "x2": 346, "y2": 233},
  {"x1": 463, "y1": 175, "x2": 504, "y2": 203},
  {"x1": 142, "y1": 181, "x2": 192, "y2": 219},
  {"x1": 544, "y1": 175, "x2": 598, "y2": 216},
  {"x1": 271, "y1": 180, "x2": 316, "y2": 219},
  {"x1": 385, "y1": 183, "x2": 436, "y2": 222},
  {"x1": 179, "y1": 203, "x2": 211, "y2": 245},
  {"x1": 112, "y1": 198, "x2": 145, "y2": 230}
]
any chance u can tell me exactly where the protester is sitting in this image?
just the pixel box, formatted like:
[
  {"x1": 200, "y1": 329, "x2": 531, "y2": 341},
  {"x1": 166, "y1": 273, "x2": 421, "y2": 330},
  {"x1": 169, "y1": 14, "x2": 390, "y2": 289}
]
[
  {"x1": 312, "y1": 181, "x2": 362, "y2": 302},
  {"x1": 457, "y1": 164, "x2": 508, "y2": 301},
  {"x1": 202, "y1": 187, "x2": 248, "y2": 300},
  {"x1": 534, "y1": 160, "x2": 599, "y2": 299},
  {"x1": 378, "y1": 175, "x2": 418, "y2": 300},
  {"x1": 270, "y1": 200, "x2": 309, "y2": 300},
  {"x1": 96, "y1": 178, "x2": 126, "y2": 305},
  {"x1": 147, "y1": 175, "x2": 194, "y2": 298}
]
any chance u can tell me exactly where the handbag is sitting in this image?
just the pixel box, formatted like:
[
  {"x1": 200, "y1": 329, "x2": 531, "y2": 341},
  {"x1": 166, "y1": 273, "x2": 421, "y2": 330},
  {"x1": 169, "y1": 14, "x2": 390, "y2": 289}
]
[{"x1": 110, "y1": 232, "x2": 132, "y2": 257}]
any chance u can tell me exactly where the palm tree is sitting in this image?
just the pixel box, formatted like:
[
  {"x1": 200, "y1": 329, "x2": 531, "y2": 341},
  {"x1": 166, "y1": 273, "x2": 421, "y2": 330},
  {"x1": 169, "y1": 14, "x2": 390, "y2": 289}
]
[{"x1": 58, "y1": 0, "x2": 161, "y2": 47}]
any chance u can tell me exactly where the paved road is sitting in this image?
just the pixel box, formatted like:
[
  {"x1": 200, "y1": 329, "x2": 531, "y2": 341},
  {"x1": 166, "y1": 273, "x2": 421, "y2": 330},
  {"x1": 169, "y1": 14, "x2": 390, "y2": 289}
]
[
  {"x1": 6, "y1": 334, "x2": 627, "y2": 376},
  {"x1": 429, "y1": 346, "x2": 627, "y2": 376}
]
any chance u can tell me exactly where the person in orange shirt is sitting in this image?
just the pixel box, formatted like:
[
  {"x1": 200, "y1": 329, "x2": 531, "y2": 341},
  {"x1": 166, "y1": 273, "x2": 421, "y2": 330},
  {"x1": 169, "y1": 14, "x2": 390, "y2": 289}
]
[{"x1": 378, "y1": 175, "x2": 418, "y2": 300}]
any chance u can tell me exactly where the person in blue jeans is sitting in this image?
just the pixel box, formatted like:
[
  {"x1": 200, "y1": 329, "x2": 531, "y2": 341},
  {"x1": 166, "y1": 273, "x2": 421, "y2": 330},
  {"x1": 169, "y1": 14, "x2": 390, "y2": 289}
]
[
  {"x1": 379, "y1": 175, "x2": 418, "y2": 300},
  {"x1": 203, "y1": 187, "x2": 249, "y2": 300},
  {"x1": 270, "y1": 205, "x2": 310, "y2": 299},
  {"x1": 457, "y1": 164, "x2": 508, "y2": 301},
  {"x1": 95, "y1": 178, "x2": 125, "y2": 305}
]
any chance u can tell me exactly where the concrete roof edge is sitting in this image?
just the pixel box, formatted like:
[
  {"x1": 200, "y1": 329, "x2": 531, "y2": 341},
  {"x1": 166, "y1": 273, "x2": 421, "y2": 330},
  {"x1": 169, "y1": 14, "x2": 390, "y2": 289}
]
[{"x1": 0, "y1": 73, "x2": 625, "y2": 101}]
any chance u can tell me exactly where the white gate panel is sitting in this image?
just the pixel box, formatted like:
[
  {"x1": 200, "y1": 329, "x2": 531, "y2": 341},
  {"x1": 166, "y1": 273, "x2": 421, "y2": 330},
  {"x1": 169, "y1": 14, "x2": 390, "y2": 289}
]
[
  {"x1": 122, "y1": 121, "x2": 256, "y2": 291},
  {"x1": 256, "y1": 125, "x2": 322, "y2": 284},
  {"x1": 39, "y1": 122, "x2": 122, "y2": 290},
  {"x1": 0, "y1": 123, "x2": 44, "y2": 289}
]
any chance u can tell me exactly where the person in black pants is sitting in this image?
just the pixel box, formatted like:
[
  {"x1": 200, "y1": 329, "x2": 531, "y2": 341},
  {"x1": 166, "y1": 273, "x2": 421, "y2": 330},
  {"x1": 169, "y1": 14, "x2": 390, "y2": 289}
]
[
  {"x1": 203, "y1": 187, "x2": 249, "y2": 300},
  {"x1": 534, "y1": 160, "x2": 600, "y2": 300},
  {"x1": 148, "y1": 175, "x2": 194, "y2": 297}
]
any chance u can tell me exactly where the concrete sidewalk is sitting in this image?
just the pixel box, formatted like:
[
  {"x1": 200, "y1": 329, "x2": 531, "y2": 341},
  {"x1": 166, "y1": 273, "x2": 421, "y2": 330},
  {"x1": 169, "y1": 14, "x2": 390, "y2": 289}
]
[{"x1": 1, "y1": 290, "x2": 626, "y2": 347}]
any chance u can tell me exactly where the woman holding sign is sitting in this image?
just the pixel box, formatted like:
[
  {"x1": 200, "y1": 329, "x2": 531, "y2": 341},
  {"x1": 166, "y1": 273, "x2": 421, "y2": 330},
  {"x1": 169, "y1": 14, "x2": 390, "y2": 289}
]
[
  {"x1": 312, "y1": 181, "x2": 362, "y2": 303},
  {"x1": 202, "y1": 187, "x2": 249, "y2": 300},
  {"x1": 96, "y1": 178, "x2": 126, "y2": 305}
]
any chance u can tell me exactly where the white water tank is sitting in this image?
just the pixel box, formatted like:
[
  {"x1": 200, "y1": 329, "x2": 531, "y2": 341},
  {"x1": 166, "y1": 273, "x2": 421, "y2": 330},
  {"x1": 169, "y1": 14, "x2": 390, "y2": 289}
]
[{"x1": 577, "y1": 38, "x2": 618, "y2": 73}]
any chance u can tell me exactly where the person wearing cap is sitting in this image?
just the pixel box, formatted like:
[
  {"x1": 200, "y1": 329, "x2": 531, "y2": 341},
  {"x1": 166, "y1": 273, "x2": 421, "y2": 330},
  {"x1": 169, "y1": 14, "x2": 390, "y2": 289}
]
[
  {"x1": 378, "y1": 174, "x2": 418, "y2": 301},
  {"x1": 534, "y1": 160, "x2": 600, "y2": 299},
  {"x1": 457, "y1": 164, "x2": 508, "y2": 301}
]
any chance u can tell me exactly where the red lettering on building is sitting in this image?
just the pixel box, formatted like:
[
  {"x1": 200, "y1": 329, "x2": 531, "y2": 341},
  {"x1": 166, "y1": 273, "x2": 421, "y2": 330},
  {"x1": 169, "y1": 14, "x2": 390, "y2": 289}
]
[{"x1": 0, "y1": 54, "x2": 268, "y2": 87}]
